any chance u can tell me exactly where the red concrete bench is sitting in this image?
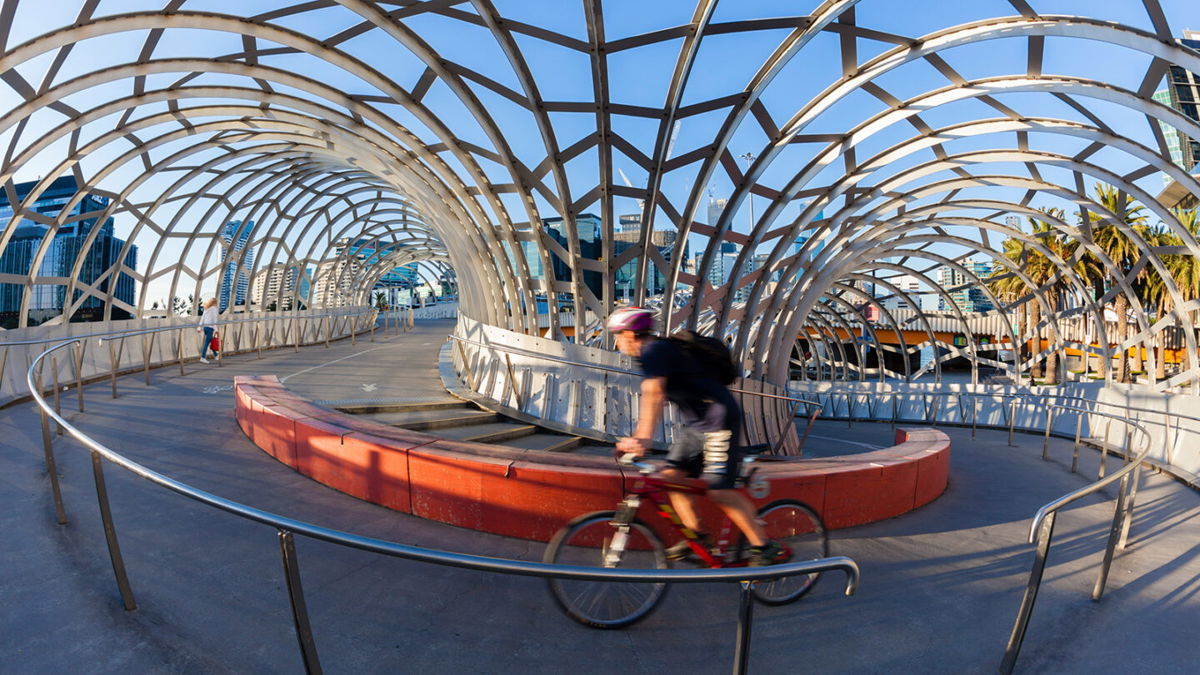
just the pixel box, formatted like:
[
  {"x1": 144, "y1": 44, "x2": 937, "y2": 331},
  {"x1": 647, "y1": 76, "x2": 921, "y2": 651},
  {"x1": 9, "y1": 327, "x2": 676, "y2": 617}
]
[{"x1": 235, "y1": 375, "x2": 950, "y2": 539}]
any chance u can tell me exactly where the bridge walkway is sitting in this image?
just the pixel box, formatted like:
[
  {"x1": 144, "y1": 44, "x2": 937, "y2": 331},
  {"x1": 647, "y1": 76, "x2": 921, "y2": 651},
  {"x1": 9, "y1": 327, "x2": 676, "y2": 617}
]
[{"x1": 1, "y1": 319, "x2": 1197, "y2": 673}]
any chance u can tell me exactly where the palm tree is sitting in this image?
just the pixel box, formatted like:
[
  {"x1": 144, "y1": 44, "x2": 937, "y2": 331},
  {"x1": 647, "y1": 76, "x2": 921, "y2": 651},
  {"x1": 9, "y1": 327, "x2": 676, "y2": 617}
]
[
  {"x1": 1086, "y1": 184, "x2": 1149, "y2": 384},
  {"x1": 989, "y1": 210, "x2": 1063, "y2": 383},
  {"x1": 1146, "y1": 208, "x2": 1200, "y2": 382}
]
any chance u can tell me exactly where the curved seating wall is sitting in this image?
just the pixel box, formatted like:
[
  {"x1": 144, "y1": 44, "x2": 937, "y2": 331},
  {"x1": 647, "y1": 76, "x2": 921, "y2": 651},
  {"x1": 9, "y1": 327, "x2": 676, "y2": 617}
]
[{"x1": 234, "y1": 375, "x2": 951, "y2": 541}]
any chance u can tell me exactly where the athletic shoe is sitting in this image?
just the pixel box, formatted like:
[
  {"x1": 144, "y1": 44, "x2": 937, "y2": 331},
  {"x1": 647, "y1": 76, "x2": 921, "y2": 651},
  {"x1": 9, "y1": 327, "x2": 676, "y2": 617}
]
[
  {"x1": 666, "y1": 534, "x2": 712, "y2": 561},
  {"x1": 199, "y1": 357, "x2": 209, "y2": 363},
  {"x1": 749, "y1": 540, "x2": 792, "y2": 566}
]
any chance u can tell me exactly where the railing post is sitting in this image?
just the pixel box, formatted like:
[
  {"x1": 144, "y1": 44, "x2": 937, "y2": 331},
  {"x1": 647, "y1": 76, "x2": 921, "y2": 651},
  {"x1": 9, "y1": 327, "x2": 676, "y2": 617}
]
[
  {"x1": 142, "y1": 333, "x2": 152, "y2": 386},
  {"x1": 73, "y1": 340, "x2": 86, "y2": 413},
  {"x1": 928, "y1": 395, "x2": 938, "y2": 428},
  {"x1": 1000, "y1": 512, "x2": 1057, "y2": 674},
  {"x1": 1091, "y1": 474, "x2": 1130, "y2": 601},
  {"x1": 278, "y1": 530, "x2": 323, "y2": 675},
  {"x1": 35, "y1": 367, "x2": 68, "y2": 525},
  {"x1": 1071, "y1": 414, "x2": 1083, "y2": 473},
  {"x1": 177, "y1": 328, "x2": 186, "y2": 376},
  {"x1": 293, "y1": 317, "x2": 300, "y2": 353},
  {"x1": 107, "y1": 339, "x2": 119, "y2": 399},
  {"x1": 91, "y1": 450, "x2": 137, "y2": 611},
  {"x1": 971, "y1": 396, "x2": 979, "y2": 439},
  {"x1": 324, "y1": 316, "x2": 331, "y2": 348},
  {"x1": 797, "y1": 402, "x2": 819, "y2": 458},
  {"x1": 1118, "y1": 464, "x2": 1142, "y2": 551},
  {"x1": 454, "y1": 339, "x2": 477, "y2": 391},
  {"x1": 1164, "y1": 413, "x2": 1174, "y2": 466},
  {"x1": 732, "y1": 581, "x2": 755, "y2": 675},
  {"x1": 1042, "y1": 408, "x2": 1052, "y2": 460},
  {"x1": 503, "y1": 353, "x2": 523, "y2": 409},
  {"x1": 256, "y1": 323, "x2": 264, "y2": 359},
  {"x1": 349, "y1": 314, "x2": 357, "y2": 345},
  {"x1": 1099, "y1": 419, "x2": 1112, "y2": 479},
  {"x1": 1008, "y1": 398, "x2": 1017, "y2": 447},
  {"x1": 370, "y1": 312, "x2": 376, "y2": 342},
  {"x1": 51, "y1": 355, "x2": 63, "y2": 436}
]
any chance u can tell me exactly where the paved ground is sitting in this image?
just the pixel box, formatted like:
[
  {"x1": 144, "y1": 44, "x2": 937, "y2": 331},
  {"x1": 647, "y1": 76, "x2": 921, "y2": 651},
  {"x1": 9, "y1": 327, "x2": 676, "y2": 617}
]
[{"x1": 2, "y1": 319, "x2": 1198, "y2": 674}]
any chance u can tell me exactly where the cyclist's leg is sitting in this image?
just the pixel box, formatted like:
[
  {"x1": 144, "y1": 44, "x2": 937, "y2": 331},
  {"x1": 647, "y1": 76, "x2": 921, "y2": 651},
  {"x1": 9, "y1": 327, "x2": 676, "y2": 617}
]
[
  {"x1": 663, "y1": 428, "x2": 705, "y2": 532},
  {"x1": 699, "y1": 422, "x2": 770, "y2": 547}
]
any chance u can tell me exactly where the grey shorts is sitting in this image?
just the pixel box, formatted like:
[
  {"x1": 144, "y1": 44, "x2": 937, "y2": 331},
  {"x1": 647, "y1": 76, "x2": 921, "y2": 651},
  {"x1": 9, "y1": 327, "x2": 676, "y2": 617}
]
[{"x1": 665, "y1": 424, "x2": 742, "y2": 490}]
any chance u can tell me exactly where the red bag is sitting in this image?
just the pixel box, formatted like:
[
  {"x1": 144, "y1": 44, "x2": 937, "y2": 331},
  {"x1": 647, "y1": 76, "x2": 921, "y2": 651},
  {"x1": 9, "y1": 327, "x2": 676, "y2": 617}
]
[{"x1": 209, "y1": 332, "x2": 220, "y2": 353}]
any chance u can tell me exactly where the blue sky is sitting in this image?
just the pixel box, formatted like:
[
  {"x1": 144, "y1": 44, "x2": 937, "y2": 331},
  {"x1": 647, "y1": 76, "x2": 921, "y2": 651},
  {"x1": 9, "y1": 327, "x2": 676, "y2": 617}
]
[{"x1": 1, "y1": 0, "x2": 1199, "y2": 305}]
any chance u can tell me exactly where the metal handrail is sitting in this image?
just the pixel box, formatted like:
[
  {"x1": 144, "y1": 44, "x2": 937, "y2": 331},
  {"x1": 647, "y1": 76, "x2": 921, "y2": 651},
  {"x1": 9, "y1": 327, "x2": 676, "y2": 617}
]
[
  {"x1": 794, "y1": 384, "x2": 1153, "y2": 673},
  {"x1": 0, "y1": 308, "x2": 374, "y2": 347},
  {"x1": 25, "y1": 334, "x2": 860, "y2": 675},
  {"x1": 448, "y1": 333, "x2": 824, "y2": 455},
  {"x1": 447, "y1": 334, "x2": 821, "y2": 407},
  {"x1": 789, "y1": 384, "x2": 1200, "y2": 429}
]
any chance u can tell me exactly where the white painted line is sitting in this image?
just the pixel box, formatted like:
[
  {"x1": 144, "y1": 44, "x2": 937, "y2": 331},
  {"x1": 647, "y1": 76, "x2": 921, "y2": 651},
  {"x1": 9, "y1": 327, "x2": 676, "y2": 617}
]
[{"x1": 280, "y1": 346, "x2": 391, "y2": 383}]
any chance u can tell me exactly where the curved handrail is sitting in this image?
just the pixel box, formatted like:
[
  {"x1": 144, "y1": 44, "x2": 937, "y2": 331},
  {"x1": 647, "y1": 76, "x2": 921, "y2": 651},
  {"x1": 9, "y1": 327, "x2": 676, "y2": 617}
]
[
  {"x1": 448, "y1": 333, "x2": 824, "y2": 455},
  {"x1": 447, "y1": 334, "x2": 822, "y2": 408},
  {"x1": 0, "y1": 308, "x2": 375, "y2": 347},
  {"x1": 792, "y1": 383, "x2": 1154, "y2": 674},
  {"x1": 1019, "y1": 402, "x2": 1150, "y2": 541},
  {"x1": 24, "y1": 336, "x2": 860, "y2": 674}
]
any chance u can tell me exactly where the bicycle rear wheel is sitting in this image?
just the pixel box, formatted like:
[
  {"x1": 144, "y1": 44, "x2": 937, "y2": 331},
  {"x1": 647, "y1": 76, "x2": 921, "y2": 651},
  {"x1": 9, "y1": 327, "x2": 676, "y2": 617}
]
[
  {"x1": 750, "y1": 500, "x2": 828, "y2": 605},
  {"x1": 543, "y1": 511, "x2": 668, "y2": 629}
]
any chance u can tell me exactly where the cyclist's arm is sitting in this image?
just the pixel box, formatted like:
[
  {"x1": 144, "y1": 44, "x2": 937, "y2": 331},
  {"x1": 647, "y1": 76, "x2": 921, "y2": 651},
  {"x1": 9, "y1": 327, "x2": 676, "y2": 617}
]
[{"x1": 628, "y1": 375, "x2": 666, "y2": 451}]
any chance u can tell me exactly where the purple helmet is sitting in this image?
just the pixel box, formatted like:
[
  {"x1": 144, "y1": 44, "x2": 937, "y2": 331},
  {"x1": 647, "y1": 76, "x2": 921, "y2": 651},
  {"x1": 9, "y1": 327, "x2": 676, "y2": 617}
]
[{"x1": 607, "y1": 306, "x2": 655, "y2": 333}]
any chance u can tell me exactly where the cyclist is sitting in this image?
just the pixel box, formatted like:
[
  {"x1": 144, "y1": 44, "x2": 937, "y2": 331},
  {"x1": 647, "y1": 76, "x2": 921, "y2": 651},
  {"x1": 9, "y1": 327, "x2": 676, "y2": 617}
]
[{"x1": 608, "y1": 306, "x2": 790, "y2": 566}]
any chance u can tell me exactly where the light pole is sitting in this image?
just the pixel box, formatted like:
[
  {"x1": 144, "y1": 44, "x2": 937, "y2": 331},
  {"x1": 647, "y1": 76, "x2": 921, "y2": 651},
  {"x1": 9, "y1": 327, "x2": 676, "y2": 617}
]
[{"x1": 740, "y1": 152, "x2": 756, "y2": 230}]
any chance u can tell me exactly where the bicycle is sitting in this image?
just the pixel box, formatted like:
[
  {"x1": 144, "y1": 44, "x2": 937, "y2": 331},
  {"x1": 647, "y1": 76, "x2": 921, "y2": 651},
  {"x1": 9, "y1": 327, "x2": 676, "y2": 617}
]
[{"x1": 543, "y1": 453, "x2": 829, "y2": 629}]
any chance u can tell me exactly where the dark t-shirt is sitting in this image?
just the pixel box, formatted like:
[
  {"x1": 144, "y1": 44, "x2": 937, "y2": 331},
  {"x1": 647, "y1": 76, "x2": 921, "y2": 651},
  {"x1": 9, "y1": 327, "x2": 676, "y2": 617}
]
[{"x1": 638, "y1": 338, "x2": 739, "y2": 431}]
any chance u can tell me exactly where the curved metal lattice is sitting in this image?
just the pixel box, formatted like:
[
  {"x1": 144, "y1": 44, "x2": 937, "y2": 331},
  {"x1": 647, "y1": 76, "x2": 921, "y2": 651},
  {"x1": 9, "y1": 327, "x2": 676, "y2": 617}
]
[{"x1": 1, "y1": 1, "x2": 1198, "y2": 392}]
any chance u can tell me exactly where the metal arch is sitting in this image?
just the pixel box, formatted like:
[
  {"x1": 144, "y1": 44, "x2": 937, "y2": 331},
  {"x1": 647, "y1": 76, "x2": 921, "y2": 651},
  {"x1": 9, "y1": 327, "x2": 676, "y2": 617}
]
[
  {"x1": 0, "y1": 12, "x2": 547, "y2": 332},
  {"x1": 692, "y1": 15, "x2": 1200, "y2": 379},
  {"x1": 0, "y1": 1, "x2": 1197, "y2": 394},
  {"x1": 716, "y1": 87, "x2": 1200, "y2": 357},
  {"x1": 742, "y1": 131, "x2": 1196, "y2": 382}
]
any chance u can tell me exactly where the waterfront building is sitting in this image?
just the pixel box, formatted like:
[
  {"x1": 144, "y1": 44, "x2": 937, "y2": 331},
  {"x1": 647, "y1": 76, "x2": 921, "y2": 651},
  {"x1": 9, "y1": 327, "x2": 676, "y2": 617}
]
[
  {"x1": 219, "y1": 220, "x2": 255, "y2": 312},
  {"x1": 0, "y1": 176, "x2": 137, "y2": 326}
]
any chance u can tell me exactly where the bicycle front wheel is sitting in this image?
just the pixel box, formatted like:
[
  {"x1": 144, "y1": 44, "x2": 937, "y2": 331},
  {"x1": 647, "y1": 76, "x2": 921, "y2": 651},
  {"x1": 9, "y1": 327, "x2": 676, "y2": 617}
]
[
  {"x1": 543, "y1": 511, "x2": 668, "y2": 629},
  {"x1": 751, "y1": 500, "x2": 829, "y2": 605}
]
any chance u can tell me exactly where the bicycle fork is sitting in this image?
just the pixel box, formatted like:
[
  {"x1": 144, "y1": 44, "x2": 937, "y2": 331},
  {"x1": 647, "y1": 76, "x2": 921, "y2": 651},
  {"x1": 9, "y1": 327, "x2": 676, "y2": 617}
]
[{"x1": 604, "y1": 496, "x2": 641, "y2": 567}]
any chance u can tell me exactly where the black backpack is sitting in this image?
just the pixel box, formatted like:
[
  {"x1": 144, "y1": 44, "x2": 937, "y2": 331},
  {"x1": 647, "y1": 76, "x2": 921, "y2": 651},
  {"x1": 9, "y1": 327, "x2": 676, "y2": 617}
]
[{"x1": 666, "y1": 330, "x2": 739, "y2": 385}]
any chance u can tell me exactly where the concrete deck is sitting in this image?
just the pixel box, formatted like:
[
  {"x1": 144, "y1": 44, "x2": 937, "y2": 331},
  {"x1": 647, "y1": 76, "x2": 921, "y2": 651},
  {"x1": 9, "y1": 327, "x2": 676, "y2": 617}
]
[{"x1": 2, "y1": 319, "x2": 1198, "y2": 673}]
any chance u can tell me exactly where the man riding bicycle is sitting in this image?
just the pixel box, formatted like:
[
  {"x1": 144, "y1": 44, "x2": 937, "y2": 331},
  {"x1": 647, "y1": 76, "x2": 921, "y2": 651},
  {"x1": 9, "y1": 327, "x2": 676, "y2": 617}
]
[{"x1": 609, "y1": 306, "x2": 791, "y2": 566}]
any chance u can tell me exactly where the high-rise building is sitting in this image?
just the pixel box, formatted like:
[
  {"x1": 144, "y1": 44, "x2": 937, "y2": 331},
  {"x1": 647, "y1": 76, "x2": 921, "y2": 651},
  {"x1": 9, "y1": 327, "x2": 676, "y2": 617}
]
[
  {"x1": 542, "y1": 213, "x2": 602, "y2": 299},
  {"x1": 707, "y1": 196, "x2": 728, "y2": 228},
  {"x1": 1155, "y1": 31, "x2": 1200, "y2": 209},
  {"x1": 219, "y1": 220, "x2": 255, "y2": 312},
  {"x1": 880, "y1": 274, "x2": 924, "y2": 311},
  {"x1": 1161, "y1": 30, "x2": 1200, "y2": 172},
  {"x1": 1153, "y1": 89, "x2": 1189, "y2": 182},
  {"x1": 0, "y1": 176, "x2": 137, "y2": 326},
  {"x1": 938, "y1": 260, "x2": 994, "y2": 313},
  {"x1": 612, "y1": 228, "x2": 686, "y2": 300},
  {"x1": 706, "y1": 243, "x2": 741, "y2": 301},
  {"x1": 251, "y1": 263, "x2": 299, "y2": 310},
  {"x1": 314, "y1": 239, "x2": 365, "y2": 307}
]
